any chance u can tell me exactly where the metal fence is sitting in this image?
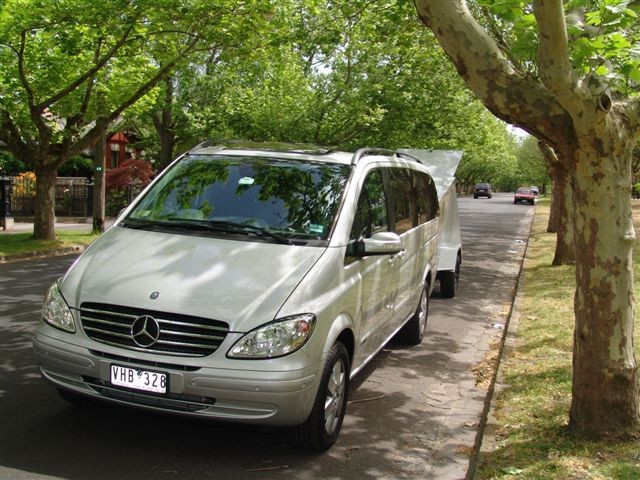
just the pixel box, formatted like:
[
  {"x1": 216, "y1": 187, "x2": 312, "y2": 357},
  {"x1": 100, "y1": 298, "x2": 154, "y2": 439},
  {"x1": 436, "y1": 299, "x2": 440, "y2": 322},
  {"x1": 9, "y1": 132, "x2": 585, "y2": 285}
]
[{"x1": 11, "y1": 176, "x2": 92, "y2": 222}]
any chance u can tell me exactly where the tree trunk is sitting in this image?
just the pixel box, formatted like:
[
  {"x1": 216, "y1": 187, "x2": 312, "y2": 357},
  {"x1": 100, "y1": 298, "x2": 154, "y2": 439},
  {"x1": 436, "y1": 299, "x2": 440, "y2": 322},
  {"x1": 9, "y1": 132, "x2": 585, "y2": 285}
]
[
  {"x1": 33, "y1": 163, "x2": 57, "y2": 240},
  {"x1": 539, "y1": 141, "x2": 575, "y2": 264},
  {"x1": 157, "y1": 125, "x2": 175, "y2": 170},
  {"x1": 549, "y1": 163, "x2": 575, "y2": 265},
  {"x1": 92, "y1": 130, "x2": 107, "y2": 233},
  {"x1": 570, "y1": 136, "x2": 640, "y2": 437}
]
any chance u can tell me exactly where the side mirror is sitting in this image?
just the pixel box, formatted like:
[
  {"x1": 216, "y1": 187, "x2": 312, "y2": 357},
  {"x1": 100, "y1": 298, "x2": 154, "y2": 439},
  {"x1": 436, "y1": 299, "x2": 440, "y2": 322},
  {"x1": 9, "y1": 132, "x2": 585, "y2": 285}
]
[{"x1": 362, "y1": 232, "x2": 404, "y2": 256}]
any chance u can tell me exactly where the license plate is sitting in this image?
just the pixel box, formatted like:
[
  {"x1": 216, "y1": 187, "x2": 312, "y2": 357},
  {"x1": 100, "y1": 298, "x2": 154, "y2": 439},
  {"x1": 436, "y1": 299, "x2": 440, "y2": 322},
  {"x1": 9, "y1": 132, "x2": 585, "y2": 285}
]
[{"x1": 110, "y1": 364, "x2": 168, "y2": 394}]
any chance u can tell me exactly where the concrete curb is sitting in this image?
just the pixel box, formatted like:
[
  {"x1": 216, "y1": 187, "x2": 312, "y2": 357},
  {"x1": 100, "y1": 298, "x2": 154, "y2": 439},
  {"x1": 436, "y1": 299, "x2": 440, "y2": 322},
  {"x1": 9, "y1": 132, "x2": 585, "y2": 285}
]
[{"x1": 466, "y1": 208, "x2": 535, "y2": 479}]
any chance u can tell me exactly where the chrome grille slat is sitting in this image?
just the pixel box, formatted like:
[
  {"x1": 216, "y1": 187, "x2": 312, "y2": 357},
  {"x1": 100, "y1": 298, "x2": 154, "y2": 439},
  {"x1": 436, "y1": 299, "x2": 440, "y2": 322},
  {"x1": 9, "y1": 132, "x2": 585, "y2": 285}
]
[
  {"x1": 80, "y1": 302, "x2": 229, "y2": 357},
  {"x1": 156, "y1": 339, "x2": 214, "y2": 349},
  {"x1": 160, "y1": 329, "x2": 226, "y2": 341},
  {"x1": 156, "y1": 318, "x2": 227, "y2": 332},
  {"x1": 84, "y1": 326, "x2": 131, "y2": 339},
  {"x1": 82, "y1": 316, "x2": 130, "y2": 328},
  {"x1": 82, "y1": 308, "x2": 138, "y2": 320}
]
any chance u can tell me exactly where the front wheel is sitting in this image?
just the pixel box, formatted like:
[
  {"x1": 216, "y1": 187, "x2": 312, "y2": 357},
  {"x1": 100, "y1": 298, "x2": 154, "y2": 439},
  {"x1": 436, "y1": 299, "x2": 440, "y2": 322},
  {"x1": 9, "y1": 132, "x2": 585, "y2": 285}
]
[
  {"x1": 398, "y1": 283, "x2": 429, "y2": 345},
  {"x1": 290, "y1": 342, "x2": 351, "y2": 452}
]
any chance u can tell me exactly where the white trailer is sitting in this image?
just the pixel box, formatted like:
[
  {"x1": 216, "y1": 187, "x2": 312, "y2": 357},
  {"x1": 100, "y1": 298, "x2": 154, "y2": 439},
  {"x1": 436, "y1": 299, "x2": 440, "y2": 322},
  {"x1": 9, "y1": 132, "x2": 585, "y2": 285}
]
[{"x1": 399, "y1": 149, "x2": 463, "y2": 298}]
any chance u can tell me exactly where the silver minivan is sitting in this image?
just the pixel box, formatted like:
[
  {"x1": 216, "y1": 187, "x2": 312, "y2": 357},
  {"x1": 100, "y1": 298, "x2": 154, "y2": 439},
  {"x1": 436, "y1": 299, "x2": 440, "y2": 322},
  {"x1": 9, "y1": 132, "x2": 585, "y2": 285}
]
[{"x1": 34, "y1": 142, "x2": 453, "y2": 451}]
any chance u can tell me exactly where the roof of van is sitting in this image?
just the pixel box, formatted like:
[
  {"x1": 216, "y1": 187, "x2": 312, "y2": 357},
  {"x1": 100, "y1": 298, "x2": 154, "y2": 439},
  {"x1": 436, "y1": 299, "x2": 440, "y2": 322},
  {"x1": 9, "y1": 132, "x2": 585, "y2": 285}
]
[
  {"x1": 191, "y1": 145, "x2": 354, "y2": 165},
  {"x1": 187, "y1": 143, "x2": 462, "y2": 182}
]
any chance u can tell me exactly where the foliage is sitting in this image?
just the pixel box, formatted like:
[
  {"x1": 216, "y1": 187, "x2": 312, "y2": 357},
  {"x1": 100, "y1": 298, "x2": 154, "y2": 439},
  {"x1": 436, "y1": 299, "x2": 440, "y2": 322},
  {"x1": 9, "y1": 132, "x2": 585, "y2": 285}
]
[
  {"x1": 105, "y1": 189, "x2": 129, "y2": 217},
  {"x1": 58, "y1": 156, "x2": 93, "y2": 178},
  {"x1": 514, "y1": 136, "x2": 550, "y2": 191},
  {"x1": 11, "y1": 171, "x2": 35, "y2": 197},
  {"x1": 105, "y1": 159, "x2": 154, "y2": 194},
  {"x1": 0, "y1": 150, "x2": 26, "y2": 175},
  {"x1": 136, "y1": 0, "x2": 519, "y2": 190},
  {"x1": 104, "y1": 159, "x2": 154, "y2": 216},
  {"x1": 475, "y1": 0, "x2": 640, "y2": 95},
  {"x1": 0, "y1": 0, "x2": 275, "y2": 238}
]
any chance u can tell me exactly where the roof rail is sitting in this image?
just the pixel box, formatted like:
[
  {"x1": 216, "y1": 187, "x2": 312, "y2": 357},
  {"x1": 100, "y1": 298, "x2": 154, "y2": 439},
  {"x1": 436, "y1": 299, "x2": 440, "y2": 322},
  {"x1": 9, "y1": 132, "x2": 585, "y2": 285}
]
[
  {"x1": 187, "y1": 140, "x2": 218, "y2": 153},
  {"x1": 351, "y1": 148, "x2": 396, "y2": 165},
  {"x1": 351, "y1": 148, "x2": 425, "y2": 165},
  {"x1": 187, "y1": 139, "x2": 336, "y2": 156},
  {"x1": 396, "y1": 151, "x2": 424, "y2": 165}
]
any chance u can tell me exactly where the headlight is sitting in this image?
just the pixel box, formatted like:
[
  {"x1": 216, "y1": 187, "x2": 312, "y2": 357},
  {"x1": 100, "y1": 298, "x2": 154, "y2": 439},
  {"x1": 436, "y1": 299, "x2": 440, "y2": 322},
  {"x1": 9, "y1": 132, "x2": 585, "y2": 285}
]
[
  {"x1": 227, "y1": 314, "x2": 316, "y2": 359},
  {"x1": 42, "y1": 281, "x2": 75, "y2": 333}
]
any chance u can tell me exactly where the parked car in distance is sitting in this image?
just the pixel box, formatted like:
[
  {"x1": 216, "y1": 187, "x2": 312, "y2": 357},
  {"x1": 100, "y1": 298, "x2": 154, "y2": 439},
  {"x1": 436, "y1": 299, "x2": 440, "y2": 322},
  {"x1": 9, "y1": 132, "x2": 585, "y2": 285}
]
[
  {"x1": 34, "y1": 141, "x2": 463, "y2": 452},
  {"x1": 473, "y1": 182, "x2": 492, "y2": 199},
  {"x1": 514, "y1": 187, "x2": 535, "y2": 205},
  {"x1": 530, "y1": 186, "x2": 540, "y2": 196}
]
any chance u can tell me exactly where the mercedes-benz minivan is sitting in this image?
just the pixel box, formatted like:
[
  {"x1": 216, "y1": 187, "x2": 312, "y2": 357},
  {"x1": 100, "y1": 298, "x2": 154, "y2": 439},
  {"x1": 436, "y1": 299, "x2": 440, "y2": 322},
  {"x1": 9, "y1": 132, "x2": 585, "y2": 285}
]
[{"x1": 34, "y1": 142, "x2": 446, "y2": 451}]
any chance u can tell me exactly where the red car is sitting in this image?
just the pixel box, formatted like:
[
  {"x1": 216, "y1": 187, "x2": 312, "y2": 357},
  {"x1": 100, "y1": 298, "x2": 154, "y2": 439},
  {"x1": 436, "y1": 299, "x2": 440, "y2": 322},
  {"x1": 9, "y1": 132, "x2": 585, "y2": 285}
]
[{"x1": 514, "y1": 187, "x2": 535, "y2": 205}]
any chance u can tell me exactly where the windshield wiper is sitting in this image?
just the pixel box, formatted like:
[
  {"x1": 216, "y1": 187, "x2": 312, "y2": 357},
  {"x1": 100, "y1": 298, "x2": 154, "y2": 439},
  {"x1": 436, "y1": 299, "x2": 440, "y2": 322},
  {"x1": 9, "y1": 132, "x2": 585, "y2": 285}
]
[
  {"x1": 123, "y1": 217, "x2": 295, "y2": 245},
  {"x1": 160, "y1": 218, "x2": 294, "y2": 245},
  {"x1": 207, "y1": 220, "x2": 294, "y2": 245},
  {"x1": 121, "y1": 218, "x2": 168, "y2": 229}
]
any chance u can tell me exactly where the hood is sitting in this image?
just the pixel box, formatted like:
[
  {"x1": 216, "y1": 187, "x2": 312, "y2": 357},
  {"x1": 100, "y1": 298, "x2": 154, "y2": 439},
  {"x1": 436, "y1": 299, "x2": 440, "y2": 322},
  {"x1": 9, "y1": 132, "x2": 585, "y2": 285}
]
[{"x1": 60, "y1": 227, "x2": 325, "y2": 332}]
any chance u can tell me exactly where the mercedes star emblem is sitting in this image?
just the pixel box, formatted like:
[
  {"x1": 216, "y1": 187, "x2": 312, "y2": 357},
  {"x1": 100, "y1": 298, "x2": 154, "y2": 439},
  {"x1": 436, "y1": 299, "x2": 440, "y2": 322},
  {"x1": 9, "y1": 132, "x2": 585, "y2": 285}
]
[{"x1": 131, "y1": 315, "x2": 161, "y2": 348}]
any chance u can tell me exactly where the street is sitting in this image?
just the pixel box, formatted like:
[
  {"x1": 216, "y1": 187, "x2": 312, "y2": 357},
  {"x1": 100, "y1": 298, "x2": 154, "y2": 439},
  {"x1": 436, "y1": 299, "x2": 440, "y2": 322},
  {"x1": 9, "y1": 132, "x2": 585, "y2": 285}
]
[{"x1": 0, "y1": 193, "x2": 534, "y2": 480}]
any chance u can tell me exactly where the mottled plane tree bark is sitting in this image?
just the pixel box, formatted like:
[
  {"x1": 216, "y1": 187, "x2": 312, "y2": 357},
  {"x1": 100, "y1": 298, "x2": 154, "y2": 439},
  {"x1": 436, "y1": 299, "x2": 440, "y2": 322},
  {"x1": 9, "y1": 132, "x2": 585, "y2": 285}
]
[
  {"x1": 538, "y1": 141, "x2": 575, "y2": 265},
  {"x1": 414, "y1": 0, "x2": 639, "y2": 438}
]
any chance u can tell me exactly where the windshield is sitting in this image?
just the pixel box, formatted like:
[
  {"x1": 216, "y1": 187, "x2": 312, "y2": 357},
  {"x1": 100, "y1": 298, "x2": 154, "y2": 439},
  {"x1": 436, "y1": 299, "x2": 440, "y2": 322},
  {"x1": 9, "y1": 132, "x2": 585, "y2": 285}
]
[{"x1": 125, "y1": 155, "x2": 352, "y2": 242}]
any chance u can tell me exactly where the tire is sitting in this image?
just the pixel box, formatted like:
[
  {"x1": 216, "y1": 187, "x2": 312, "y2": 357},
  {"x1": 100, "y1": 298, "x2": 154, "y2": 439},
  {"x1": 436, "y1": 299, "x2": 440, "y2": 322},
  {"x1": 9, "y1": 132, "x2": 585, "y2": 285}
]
[
  {"x1": 57, "y1": 388, "x2": 96, "y2": 408},
  {"x1": 290, "y1": 342, "x2": 350, "y2": 452},
  {"x1": 473, "y1": 195, "x2": 478, "y2": 199},
  {"x1": 398, "y1": 283, "x2": 429, "y2": 345},
  {"x1": 514, "y1": 199, "x2": 517, "y2": 204},
  {"x1": 440, "y1": 257, "x2": 460, "y2": 298}
]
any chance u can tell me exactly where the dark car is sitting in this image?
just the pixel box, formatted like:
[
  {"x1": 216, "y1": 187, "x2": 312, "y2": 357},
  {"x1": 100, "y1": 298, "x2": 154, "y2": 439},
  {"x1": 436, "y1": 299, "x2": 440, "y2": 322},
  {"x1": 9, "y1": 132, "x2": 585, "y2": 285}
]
[
  {"x1": 514, "y1": 187, "x2": 535, "y2": 205},
  {"x1": 473, "y1": 183, "x2": 492, "y2": 198}
]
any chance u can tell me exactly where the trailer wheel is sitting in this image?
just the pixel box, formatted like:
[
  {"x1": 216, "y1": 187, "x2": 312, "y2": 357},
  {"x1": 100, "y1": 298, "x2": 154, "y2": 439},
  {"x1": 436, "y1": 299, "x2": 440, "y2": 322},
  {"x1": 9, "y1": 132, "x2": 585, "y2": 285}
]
[{"x1": 440, "y1": 255, "x2": 460, "y2": 298}]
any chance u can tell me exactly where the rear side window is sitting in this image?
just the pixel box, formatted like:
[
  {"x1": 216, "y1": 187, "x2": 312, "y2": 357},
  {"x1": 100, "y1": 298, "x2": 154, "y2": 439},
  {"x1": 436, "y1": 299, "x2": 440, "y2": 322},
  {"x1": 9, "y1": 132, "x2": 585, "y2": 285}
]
[
  {"x1": 414, "y1": 171, "x2": 439, "y2": 223},
  {"x1": 388, "y1": 168, "x2": 438, "y2": 234}
]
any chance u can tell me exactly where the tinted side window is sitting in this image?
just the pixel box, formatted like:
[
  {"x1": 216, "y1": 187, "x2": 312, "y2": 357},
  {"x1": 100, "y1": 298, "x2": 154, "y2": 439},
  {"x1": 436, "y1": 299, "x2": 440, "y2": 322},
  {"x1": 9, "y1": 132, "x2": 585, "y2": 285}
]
[
  {"x1": 388, "y1": 168, "x2": 416, "y2": 234},
  {"x1": 349, "y1": 169, "x2": 388, "y2": 241},
  {"x1": 415, "y1": 171, "x2": 439, "y2": 222}
]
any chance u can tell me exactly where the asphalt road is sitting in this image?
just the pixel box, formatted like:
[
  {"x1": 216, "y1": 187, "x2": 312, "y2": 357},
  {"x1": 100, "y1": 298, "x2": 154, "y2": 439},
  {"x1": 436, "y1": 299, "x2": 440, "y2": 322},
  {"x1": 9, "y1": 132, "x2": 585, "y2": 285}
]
[{"x1": 0, "y1": 193, "x2": 534, "y2": 480}]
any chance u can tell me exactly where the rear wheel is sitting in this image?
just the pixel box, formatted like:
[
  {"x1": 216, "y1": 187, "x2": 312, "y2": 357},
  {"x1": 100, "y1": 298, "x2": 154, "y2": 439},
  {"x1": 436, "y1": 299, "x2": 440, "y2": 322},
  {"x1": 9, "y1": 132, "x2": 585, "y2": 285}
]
[
  {"x1": 290, "y1": 342, "x2": 350, "y2": 452},
  {"x1": 398, "y1": 283, "x2": 429, "y2": 345},
  {"x1": 440, "y1": 256, "x2": 460, "y2": 298}
]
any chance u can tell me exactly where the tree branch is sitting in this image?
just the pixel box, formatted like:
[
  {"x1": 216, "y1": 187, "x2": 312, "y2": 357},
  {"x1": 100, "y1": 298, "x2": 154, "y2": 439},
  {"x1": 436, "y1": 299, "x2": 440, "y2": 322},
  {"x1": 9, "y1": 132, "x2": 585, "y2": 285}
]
[
  {"x1": 532, "y1": 0, "x2": 587, "y2": 115},
  {"x1": 66, "y1": 39, "x2": 201, "y2": 161},
  {"x1": 37, "y1": 22, "x2": 138, "y2": 111},
  {"x1": 414, "y1": 0, "x2": 577, "y2": 156},
  {"x1": 0, "y1": 109, "x2": 30, "y2": 160}
]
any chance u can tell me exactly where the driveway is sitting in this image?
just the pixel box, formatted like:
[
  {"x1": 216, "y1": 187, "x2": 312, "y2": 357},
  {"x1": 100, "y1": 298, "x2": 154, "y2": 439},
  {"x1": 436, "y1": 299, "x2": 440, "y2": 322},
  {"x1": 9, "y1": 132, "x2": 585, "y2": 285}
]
[{"x1": 0, "y1": 193, "x2": 533, "y2": 479}]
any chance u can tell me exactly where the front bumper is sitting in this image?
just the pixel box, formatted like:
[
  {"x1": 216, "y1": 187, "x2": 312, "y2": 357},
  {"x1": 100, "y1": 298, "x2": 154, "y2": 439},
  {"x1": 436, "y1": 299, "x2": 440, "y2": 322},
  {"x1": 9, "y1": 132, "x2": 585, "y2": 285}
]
[{"x1": 33, "y1": 327, "x2": 321, "y2": 426}]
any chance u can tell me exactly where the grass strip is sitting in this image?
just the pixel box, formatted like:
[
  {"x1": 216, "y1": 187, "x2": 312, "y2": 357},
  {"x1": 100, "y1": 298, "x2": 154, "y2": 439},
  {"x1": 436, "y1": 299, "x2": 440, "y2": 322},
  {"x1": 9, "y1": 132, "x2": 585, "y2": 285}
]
[
  {"x1": 0, "y1": 230, "x2": 99, "y2": 259},
  {"x1": 477, "y1": 199, "x2": 640, "y2": 479}
]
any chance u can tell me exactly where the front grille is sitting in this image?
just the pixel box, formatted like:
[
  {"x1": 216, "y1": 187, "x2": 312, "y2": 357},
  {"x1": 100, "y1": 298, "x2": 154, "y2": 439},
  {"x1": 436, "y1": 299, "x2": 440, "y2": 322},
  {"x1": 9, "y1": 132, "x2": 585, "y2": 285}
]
[{"x1": 80, "y1": 303, "x2": 229, "y2": 357}]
